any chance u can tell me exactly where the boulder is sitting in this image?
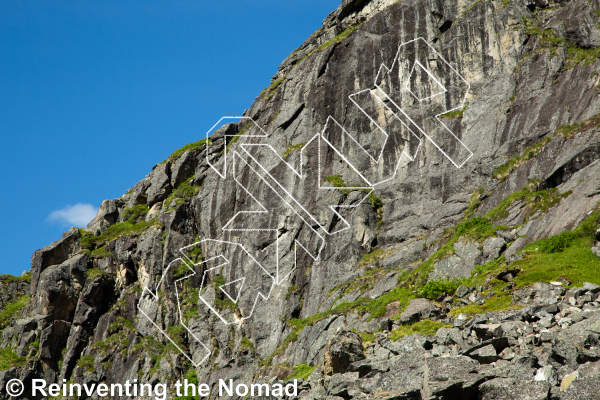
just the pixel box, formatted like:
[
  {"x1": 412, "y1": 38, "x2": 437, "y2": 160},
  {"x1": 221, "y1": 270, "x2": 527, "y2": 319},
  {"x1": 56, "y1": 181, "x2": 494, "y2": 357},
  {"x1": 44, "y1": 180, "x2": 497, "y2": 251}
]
[
  {"x1": 86, "y1": 199, "x2": 121, "y2": 234},
  {"x1": 483, "y1": 237, "x2": 507, "y2": 261},
  {"x1": 30, "y1": 227, "x2": 81, "y2": 295},
  {"x1": 496, "y1": 269, "x2": 520, "y2": 282},
  {"x1": 479, "y1": 378, "x2": 551, "y2": 400},
  {"x1": 170, "y1": 149, "x2": 200, "y2": 188},
  {"x1": 455, "y1": 284, "x2": 470, "y2": 298},
  {"x1": 323, "y1": 329, "x2": 365, "y2": 376},
  {"x1": 399, "y1": 298, "x2": 437, "y2": 323},
  {"x1": 126, "y1": 177, "x2": 151, "y2": 208},
  {"x1": 453, "y1": 240, "x2": 482, "y2": 268},
  {"x1": 471, "y1": 344, "x2": 498, "y2": 364},
  {"x1": 429, "y1": 256, "x2": 473, "y2": 281},
  {"x1": 534, "y1": 365, "x2": 558, "y2": 385},
  {"x1": 146, "y1": 162, "x2": 172, "y2": 206}
]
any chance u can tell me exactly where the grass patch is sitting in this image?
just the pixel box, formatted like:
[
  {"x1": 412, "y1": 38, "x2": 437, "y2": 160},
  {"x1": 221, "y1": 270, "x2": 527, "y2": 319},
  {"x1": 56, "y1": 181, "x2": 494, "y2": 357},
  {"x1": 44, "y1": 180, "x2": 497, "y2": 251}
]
[
  {"x1": 164, "y1": 179, "x2": 201, "y2": 208},
  {"x1": 163, "y1": 138, "x2": 210, "y2": 164},
  {"x1": 451, "y1": 206, "x2": 600, "y2": 315},
  {"x1": 0, "y1": 273, "x2": 30, "y2": 284},
  {"x1": 283, "y1": 142, "x2": 306, "y2": 158},
  {"x1": 484, "y1": 186, "x2": 571, "y2": 222},
  {"x1": 122, "y1": 204, "x2": 149, "y2": 224},
  {"x1": 0, "y1": 347, "x2": 27, "y2": 370},
  {"x1": 389, "y1": 320, "x2": 451, "y2": 341},
  {"x1": 173, "y1": 369, "x2": 200, "y2": 400},
  {"x1": 79, "y1": 216, "x2": 160, "y2": 252},
  {"x1": 359, "y1": 332, "x2": 376, "y2": 342},
  {"x1": 76, "y1": 354, "x2": 95, "y2": 372},
  {"x1": 0, "y1": 296, "x2": 29, "y2": 329},
  {"x1": 315, "y1": 24, "x2": 363, "y2": 52},
  {"x1": 86, "y1": 268, "x2": 107, "y2": 280},
  {"x1": 493, "y1": 137, "x2": 551, "y2": 182},
  {"x1": 494, "y1": 113, "x2": 600, "y2": 182},
  {"x1": 449, "y1": 294, "x2": 516, "y2": 316},
  {"x1": 358, "y1": 249, "x2": 385, "y2": 267},
  {"x1": 292, "y1": 22, "x2": 363, "y2": 69},
  {"x1": 89, "y1": 246, "x2": 114, "y2": 259},
  {"x1": 285, "y1": 363, "x2": 317, "y2": 380},
  {"x1": 415, "y1": 278, "x2": 467, "y2": 300},
  {"x1": 240, "y1": 337, "x2": 254, "y2": 351},
  {"x1": 324, "y1": 174, "x2": 346, "y2": 188},
  {"x1": 464, "y1": 187, "x2": 485, "y2": 219},
  {"x1": 440, "y1": 103, "x2": 468, "y2": 119},
  {"x1": 565, "y1": 45, "x2": 600, "y2": 69},
  {"x1": 369, "y1": 193, "x2": 383, "y2": 212},
  {"x1": 556, "y1": 113, "x2": 600, "y2": 139},
  {"x1": 261, "y1": 78, "x2": 285, "y2": 100}
]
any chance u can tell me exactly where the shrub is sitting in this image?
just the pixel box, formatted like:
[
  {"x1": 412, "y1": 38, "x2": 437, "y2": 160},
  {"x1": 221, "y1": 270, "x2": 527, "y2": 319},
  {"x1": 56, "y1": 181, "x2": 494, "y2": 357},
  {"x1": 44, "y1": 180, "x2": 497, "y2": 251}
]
[
  {"x1": 0, "y1": 347, "x2": 26, "y2": 370},
  {"x1": 538, "y1": 231, "x2": 576, "y2": 253},
  {"x1": 164, "y1": 138, "x2": 210, "y2": 163},
  {"x1": 416, "y1": 278, "x2": 466, "y2": 300},
  {"x1": 285, "y1": 363, "x2": 317, "y2": 380}
]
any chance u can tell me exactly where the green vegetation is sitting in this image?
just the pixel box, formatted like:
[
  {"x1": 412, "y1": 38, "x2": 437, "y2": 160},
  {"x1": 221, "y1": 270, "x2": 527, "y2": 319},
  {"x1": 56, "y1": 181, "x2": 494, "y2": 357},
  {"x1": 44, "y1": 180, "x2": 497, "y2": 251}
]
[
  {"x1": 86, "y1": 268, "x2": 107, "y2": 280},
  {"x1": 449, "y1": 295, "x2": 516, "y2": 316},
  {"x1": 358, "y1": 332, "x2": 376, "y2": 342},
  {"x1": 0, "y1": 296, "x2": 29, "y2": 330},
  {"x1": 173, "y1": 369, "x2": 201, "y2": 400},
  {"x1": 369, "y1": 193, "x2": 383, "y2": 212},
  {"x1": 556, "y1": 113, "x2": 600, "y2": 139},
  {"x1": 286, "y1": 285, "x2": 299, "y2": 300},
  {"x1": 493, "y1": 137, "x2": 551, "y2": 182},
  {"x1": 122, "y1": 204, "x2": 150, "y2": 224},
  {"x1": 211, "y1": 275, "x2": 238, "y2": 312},
  {"x1": 262, "y1": 190, "x2": 599, "y2": 367},
  {"x1": 0, "y1": 273, "x2": 30, "y2": 284},
  {"x1": 164, "y1": 138, "x2": 210, "y2": 164},
  {"x1": 240, "y1": 337, "x2": 254, "y2": 351},
  {"x1": 389, "y1": 320, "x2": 451, "y2": 341},
  {"x1": 358, "y1": 248, "x2": 385, "y2": 267},
  {"x1": 324, "y1": 174, "x2": 346, "y2": 188},
  {"x1": 283, "y1": 142, "x2": 306, "y2": 158},
  {"x1": 565, "y1": 45, "x2": 600, "y2": 69},
  {"x1": 285, "y1": 363, "x2": 317, "y2": 380},
  {"x1": 89, "y1": 246, "x2": 114, "y2": 259},
  {"x1": 483, "y1": 186, "x2": 571, "y2": 222},
  {"x1": 0, "y1": 347, "x2": 26, "y2": 370},
  {"x1": 415, "y1": 278, "x2": 466, "y2": 300},
  {"x1": 225, "y1": 120, "x2": 254, "y2": 152},
  {"x1": 261, "y1": 78, "x2": 285, "y2": 100},
  {"x1": 165, "y1": 179, "x2": 201, "y2": 209},
  {"x1": 76, "y1": 354, "x2": 95, "y2": 373},
  {"x1": 440, "y1": 103, "x2": 468, "y2": 119},
  {"x1": 463, "y1": 187, "x2": 485, "y2": 219},
  {"x1": 316, "y1": 24, "x2": 363, "y2": 52},
  {"x1": 450, "y1": 206, "x2": 600, "y2": 315},
  {"x1": 79, "y1": 206, "x2": 160, "y2": 253}
]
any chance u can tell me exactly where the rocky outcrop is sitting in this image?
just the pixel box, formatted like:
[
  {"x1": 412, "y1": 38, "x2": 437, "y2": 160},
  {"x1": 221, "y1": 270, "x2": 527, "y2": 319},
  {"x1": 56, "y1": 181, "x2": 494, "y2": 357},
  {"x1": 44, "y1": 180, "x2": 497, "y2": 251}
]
[
  {"x1": 292, "y1": 281, "x2": 600, "y2": 399},
  {"x1": 323, "y1": 329, "x2": 365, "y2": 376}
]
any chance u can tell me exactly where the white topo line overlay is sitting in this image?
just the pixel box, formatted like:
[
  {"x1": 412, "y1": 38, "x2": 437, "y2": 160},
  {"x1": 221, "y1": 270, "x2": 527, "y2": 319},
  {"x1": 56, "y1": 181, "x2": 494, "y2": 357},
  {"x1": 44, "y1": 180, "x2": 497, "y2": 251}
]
[{"x1": 139, "y1": 38, "x2": 472, "y2": 365}]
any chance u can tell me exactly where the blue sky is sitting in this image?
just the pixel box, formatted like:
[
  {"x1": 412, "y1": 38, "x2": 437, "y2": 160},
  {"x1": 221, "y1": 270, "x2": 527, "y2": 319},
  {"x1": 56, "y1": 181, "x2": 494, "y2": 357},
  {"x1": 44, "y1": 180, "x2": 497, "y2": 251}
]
[{"x1": 0, "y1": 0, "x2": 341, "y2": 276}]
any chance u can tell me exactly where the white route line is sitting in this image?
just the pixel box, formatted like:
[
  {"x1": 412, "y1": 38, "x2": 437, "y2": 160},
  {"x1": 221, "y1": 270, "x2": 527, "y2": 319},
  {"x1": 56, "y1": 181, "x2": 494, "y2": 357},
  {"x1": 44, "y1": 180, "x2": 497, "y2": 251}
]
[{"x1": 139, "y1": 37, "x2": 473, "y2": 366}]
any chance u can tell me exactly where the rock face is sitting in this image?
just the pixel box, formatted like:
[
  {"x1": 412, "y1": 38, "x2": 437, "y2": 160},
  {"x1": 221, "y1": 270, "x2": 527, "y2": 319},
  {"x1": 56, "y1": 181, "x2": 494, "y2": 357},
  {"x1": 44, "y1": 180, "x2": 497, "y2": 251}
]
[
  {"x1": 323, "y1": 329, "x2": 365, "y2": 376},
  {"x1": 2, "y1": 0, "x2": 600, "y2": 398},
  {"x1": 400, "y1": 298, "x2": 437, "y2": 323}
]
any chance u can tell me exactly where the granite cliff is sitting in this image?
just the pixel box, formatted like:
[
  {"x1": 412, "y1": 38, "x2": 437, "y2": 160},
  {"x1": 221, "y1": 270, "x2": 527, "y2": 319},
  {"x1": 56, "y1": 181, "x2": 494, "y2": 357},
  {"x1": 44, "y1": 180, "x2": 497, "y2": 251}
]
[{"x1": 2, "y1": 0, "x2": 600, "y2": 398}]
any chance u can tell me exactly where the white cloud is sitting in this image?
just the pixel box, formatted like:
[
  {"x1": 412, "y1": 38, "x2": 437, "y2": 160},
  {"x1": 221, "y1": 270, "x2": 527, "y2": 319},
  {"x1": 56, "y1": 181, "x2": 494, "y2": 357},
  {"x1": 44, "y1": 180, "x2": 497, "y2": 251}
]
[{"x1": 47, "y1": 203, "x2": 99, "y2": 227}]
